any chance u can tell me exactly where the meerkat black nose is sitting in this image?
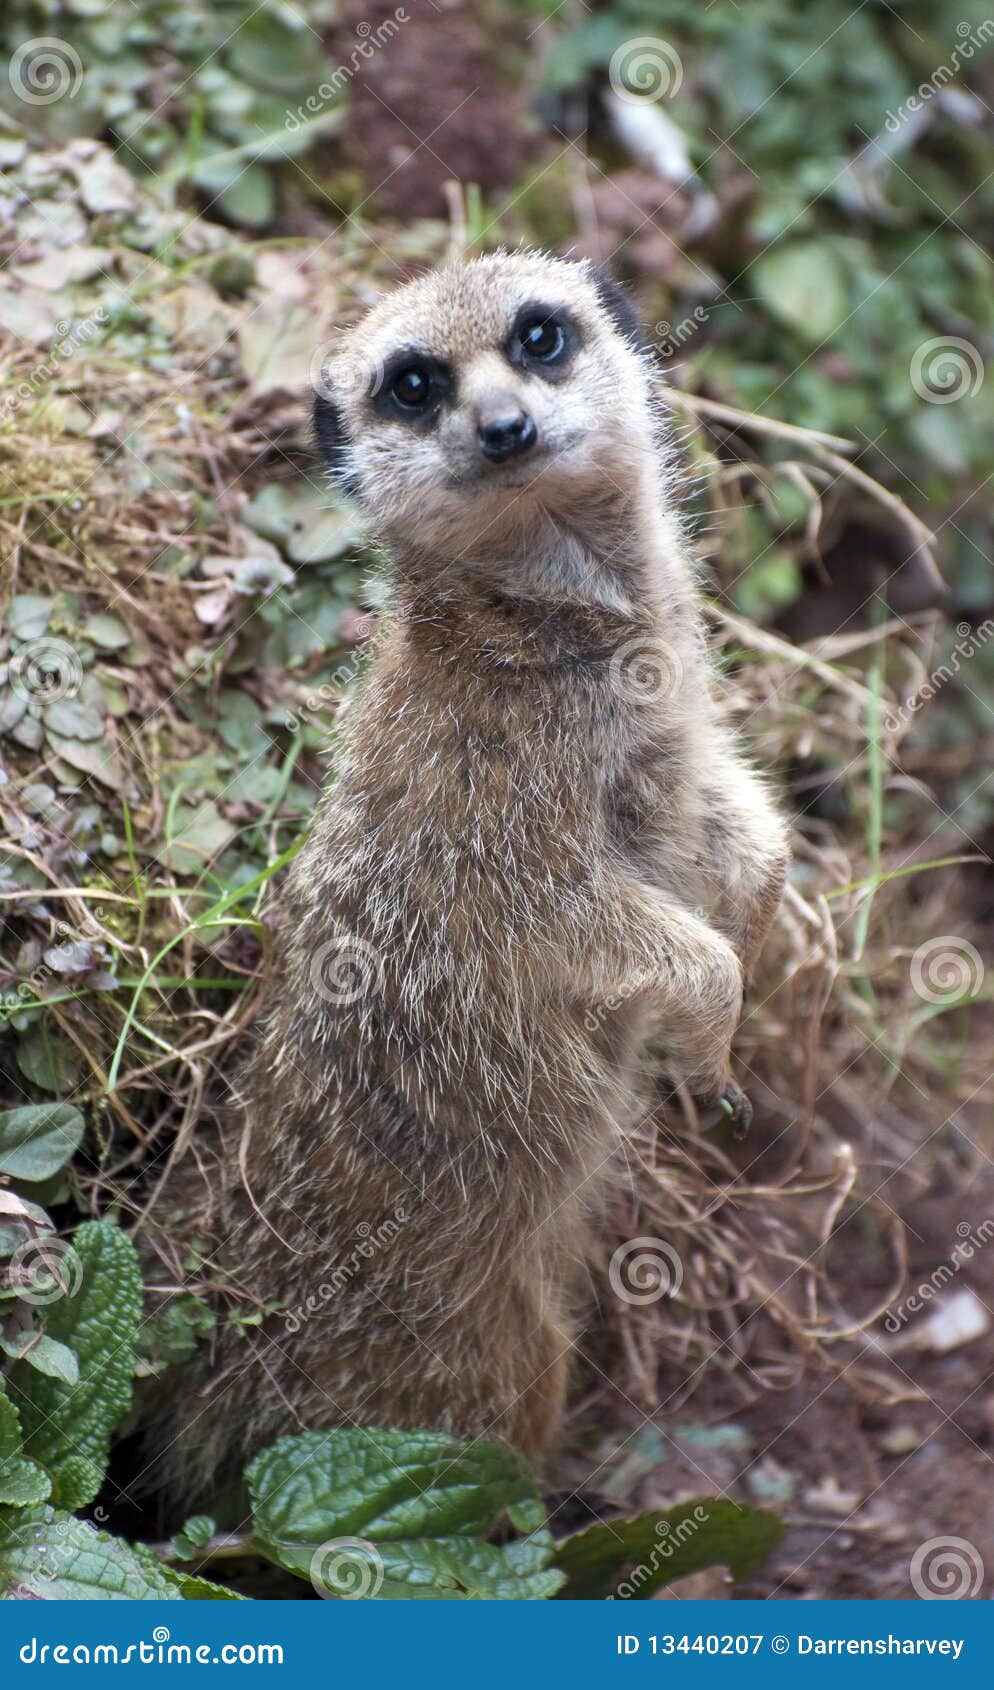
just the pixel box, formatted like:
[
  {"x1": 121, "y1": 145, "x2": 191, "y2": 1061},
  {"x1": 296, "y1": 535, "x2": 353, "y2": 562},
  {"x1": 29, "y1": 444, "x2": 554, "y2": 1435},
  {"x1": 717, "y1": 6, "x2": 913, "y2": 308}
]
[{"x1": 477, "y1": 407, "x2": 537, "y2": 463}]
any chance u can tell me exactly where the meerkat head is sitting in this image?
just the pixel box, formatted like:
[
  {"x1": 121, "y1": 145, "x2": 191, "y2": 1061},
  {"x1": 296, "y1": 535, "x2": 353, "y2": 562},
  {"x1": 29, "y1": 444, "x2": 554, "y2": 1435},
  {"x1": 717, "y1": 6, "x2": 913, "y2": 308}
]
[{"x1": 314, "y1": 251, "x2": 660, "y2": 573}]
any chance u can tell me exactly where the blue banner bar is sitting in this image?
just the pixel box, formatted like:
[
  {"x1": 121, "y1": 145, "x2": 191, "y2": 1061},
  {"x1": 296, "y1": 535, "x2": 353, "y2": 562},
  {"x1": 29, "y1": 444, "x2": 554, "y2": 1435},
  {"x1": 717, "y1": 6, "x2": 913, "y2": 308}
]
[{"x1": 1, "y1": 1600, "x2": 988, "y2": 1685}]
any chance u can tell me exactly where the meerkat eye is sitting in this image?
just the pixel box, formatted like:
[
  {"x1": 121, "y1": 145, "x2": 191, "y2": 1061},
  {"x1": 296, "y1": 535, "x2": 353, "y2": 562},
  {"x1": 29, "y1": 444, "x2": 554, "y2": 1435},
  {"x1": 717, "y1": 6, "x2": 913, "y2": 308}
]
[
  {"x1": 517, "y1": 314, "x2": 565, "y2": 363},
  {"x1": 389, "y1": 361, "x2": 434, "y2": 410}
]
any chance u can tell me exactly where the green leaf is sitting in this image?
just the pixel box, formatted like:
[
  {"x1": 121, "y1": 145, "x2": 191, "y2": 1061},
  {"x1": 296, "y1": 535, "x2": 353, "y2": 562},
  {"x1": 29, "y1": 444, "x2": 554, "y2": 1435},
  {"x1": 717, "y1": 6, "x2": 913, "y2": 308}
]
[
  {"x1": 154, "y1": 1564, "x2": 245, "y2": 1600},
  {"x1": 171, "y1": 1514, "x2": 216, "y2": 1561},
  {"x1": 226, "y1": 13, "x2": 316, "y2": 92},
  {"x1": 15, "y1": 1031, "x2": 80, "y2": 1095},
  {"x1": 82, "y1": 612, "x2": 130, "y2": 650},
  {"x1": 44, "y1": 731, "x2": 123, "y2": 791},
  {"x1": 0, "y1": 1395, "x2": 51, "y2": 1507},
  {"x1": 153, "y1": 802, "x2": 235, "y2": 874},
  {"x1": 136, "y1": 1293, "x2": 215, "y2": 1376},
  {"x1": 214, "y1": 166, "x2": 276, "y2": 231},
  {"x1": 553, "y1": 1498, "x2": 784, "y2": 1599},
  {"x1": 49, "y1": 1455, "x2": 106, "y2": 1511},
  {"x1": 237, "y1": 299, "x2": 314, "y2": 394},
  {"x1": 43, "y1": 698, "x2": 105, "y2": 741},
  {"x1": 248, "y1": 1427, "x2": 565, "y2": 1600},
  {"x1": 130, "y1": 1540, "x2": 243, "y2": 1599},
  {"x1": 0, "y1": 1331, "x2": 79, "y2": 1386},
  {"x1": 6, "y1": 596, "x2": 52, "y2": 641},
  {"x1": 0, "y1": 1103, "x2": 85, "y2": 1181},
  {"x1": 12, "y1": 1222, "x2": 143, "y2": 1506},
  {"x1": 0, "y1": 1508, "x2": 181, "y2": 1601},
  {"x1": 753, "y1": 241, "x2": 850, "y2": 344},
  {"x1": 243, "y1": 483, "x2": 360, "y2": 564}
]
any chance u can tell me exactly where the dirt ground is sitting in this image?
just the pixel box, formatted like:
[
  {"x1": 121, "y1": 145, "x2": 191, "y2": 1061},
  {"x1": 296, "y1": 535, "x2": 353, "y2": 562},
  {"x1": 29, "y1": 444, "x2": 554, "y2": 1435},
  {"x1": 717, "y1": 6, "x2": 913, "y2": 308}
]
[{"x1": 560, "y1": 1173, "x2": 994, "y2": 1600}]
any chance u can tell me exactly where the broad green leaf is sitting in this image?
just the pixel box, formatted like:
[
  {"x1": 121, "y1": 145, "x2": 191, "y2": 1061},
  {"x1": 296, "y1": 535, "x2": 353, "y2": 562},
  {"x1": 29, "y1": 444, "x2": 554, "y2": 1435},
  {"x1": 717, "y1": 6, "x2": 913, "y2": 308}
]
[
  {"x1": 553, "y1": 1498, "x2": 784, "y2": 1599},
  {"x1": 0, "y1": 1331, "x2": 79, "y2": 1386},
  {"x1": 214, "y1": 166, "x2": 276, "y2": 231},
  {"x1": 0, "y1": 1394, "x2": 51, "y2": 1507},
  {"x1": 248, "y1": 1428, "x2": 547, "y2": 1543},
  {"x1": 0, "y1": 1508, "x2": 181, "y2": 1601},
  {"x1": 13, "y1": 1222, "x2": 142, "y2": 1506},
  {"x1": 131, "y1": 1542, "x2": 243, "y2": 1600},
  {"x1": 248, "y1": 1427, "x2": 564, "y2": 1600},
  {"x1": 291, "y1": 1528, "x2": 563, "y2": 1601},
  {"x1": 0, "y1": 1103, "x2": 85, "y2": 1181},
  {"x1": 227, "y1": 13, "x2": 316, "y2": 91},
  {"x1": 753, "y1": 242, "x2": 850, "y2": 344},
  {"x1": 237, "y1": 299, "x2": 313, "y2": 394}
]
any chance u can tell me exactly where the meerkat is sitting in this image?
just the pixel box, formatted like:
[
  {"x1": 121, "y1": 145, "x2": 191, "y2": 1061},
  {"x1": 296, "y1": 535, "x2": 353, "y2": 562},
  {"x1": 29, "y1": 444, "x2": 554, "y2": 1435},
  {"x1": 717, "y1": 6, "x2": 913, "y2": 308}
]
[{"x1": 144, "y1": 251, "x2": 788, "y2": 1508}]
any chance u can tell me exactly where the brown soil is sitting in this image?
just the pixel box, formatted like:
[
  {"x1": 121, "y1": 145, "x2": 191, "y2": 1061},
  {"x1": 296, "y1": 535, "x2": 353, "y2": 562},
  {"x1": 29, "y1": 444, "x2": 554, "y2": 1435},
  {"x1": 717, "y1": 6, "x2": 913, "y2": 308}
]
[
  {"x1": 561, "y1": 1176, "x2": 994, "y2": 1599},
  {"x1": 330, "y1": 0, "x2": 544, "y2": 219}
]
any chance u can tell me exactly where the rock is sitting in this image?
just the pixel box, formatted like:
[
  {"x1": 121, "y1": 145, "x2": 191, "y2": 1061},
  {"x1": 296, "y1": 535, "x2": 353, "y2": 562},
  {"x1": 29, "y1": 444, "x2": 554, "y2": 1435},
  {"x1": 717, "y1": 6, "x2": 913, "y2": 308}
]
[
  {"x1": 878, "y1": 1424, "x2": 924, "y2": 1456},
  {"x1": 914, "y1": 1288, "x2": 990, "y2": 1355}
]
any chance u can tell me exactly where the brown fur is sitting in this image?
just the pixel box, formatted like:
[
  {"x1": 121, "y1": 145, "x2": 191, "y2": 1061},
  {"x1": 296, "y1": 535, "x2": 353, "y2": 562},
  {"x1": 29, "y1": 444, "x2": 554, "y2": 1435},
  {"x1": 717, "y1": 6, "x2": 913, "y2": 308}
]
[{"x1": 142, "y1": 253, "x2": 789, "y2": 1508}]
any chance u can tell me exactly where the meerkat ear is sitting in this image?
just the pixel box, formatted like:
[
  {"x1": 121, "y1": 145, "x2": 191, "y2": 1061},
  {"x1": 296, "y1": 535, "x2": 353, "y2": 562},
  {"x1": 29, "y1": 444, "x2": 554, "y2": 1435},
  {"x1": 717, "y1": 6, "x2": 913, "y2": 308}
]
[
  {"x1": 314, "y1": 391, "x2": 359, "y2": 496},
  {"x1": 588, "y1": 265, "x2": 646, "y2": 352}
]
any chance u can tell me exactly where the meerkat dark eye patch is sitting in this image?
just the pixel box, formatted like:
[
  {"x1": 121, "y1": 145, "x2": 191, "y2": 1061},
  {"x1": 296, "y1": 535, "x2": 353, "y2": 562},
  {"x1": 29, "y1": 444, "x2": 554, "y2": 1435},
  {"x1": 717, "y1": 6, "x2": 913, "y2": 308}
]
[
  {"x1": 376, "y1": 350, "x2": 451, "y2": 424},
  {"x1": 314, "y1": 391, "x2": 360, "y2": 496},
  {"x1": 589, "y1": 267, "x2": 646, "y2": 352},
  {"x1": 507, "y1": 304, "x2": 578, "y2": 379}
]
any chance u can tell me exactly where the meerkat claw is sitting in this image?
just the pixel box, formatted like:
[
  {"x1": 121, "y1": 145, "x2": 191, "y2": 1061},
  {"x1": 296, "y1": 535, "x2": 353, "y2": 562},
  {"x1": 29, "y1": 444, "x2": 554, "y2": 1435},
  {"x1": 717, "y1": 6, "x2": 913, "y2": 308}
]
[{"x1": 719, "y1": 1080, "x2": 753, "y2": 1140}]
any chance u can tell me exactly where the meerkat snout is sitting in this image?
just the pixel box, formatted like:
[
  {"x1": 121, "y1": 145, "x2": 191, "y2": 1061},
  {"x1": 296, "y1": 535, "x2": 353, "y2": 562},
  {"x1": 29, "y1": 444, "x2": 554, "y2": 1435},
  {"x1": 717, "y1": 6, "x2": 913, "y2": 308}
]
[{"x1": 475, "y1": 394, "x2": 537, "y2": 462}]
